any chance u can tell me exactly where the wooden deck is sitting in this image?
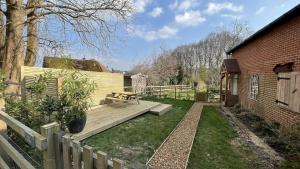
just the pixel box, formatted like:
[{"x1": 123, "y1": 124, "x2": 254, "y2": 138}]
[{"x1": 72, "y1": 100, "x2": 162, "y2": 141}]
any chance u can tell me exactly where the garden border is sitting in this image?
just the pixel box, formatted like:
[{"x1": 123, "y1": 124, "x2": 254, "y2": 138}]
[{"x1": 221, "y1": 106, "x2": 284, "y2": 166}]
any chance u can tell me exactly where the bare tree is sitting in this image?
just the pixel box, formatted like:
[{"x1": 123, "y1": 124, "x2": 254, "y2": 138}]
[
  {"x1": 0, "y1": 7, "x2": 4, "y2": 67},
  {"x1": 132, "y1": 48, "x2": 178, "y2": 85},
  {"x1": 170, "y1": 21, "x2": 251, "y2": 87},
  {"x1": 1, "y1": 0, "x2": 133, "y2": 94}
]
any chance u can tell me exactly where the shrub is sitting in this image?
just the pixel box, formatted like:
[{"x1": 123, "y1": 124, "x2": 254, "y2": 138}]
[
  {"x1": 231, "y1": 104, "x2": 241, "y2": 114},
  {"x1": 5, "y1": 70, "x2": 96, "y2": 132}
]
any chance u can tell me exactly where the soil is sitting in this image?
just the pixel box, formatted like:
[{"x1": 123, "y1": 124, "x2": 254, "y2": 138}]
[
  {"x1": 236, "y1": 112, "x2": 300, "y2": 162},
  {"x1": 221, "y1": 107, "x2": 284, "y2": 169}
]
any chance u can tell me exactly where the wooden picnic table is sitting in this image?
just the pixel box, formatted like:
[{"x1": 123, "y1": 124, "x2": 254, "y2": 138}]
[{"x1": 107, "y1": 91, "x2": 139, "y2": 104}]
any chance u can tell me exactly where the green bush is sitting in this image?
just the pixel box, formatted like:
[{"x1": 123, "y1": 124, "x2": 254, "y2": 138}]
[{"x1": 5, "y1": 70, "x2": 96, "y2": 132}]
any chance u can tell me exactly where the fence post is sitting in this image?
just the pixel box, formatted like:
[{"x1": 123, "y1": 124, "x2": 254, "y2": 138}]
[
  {"x1": 72, "y1": 140, "x2": 82, "y2": 169},
  {"x1": 83, "y1": 145, "x2": 93, "y2": 169},
  {"x1": 194, "y1": 86, "x2": 196, "y2": 101},
  {"x1": 206, "y1": 89, "x2": 209, "y2": 102},
  {"x1": 113, "y1": 159, "x2": 124, "y2": 169},
  {"x1": 62, "y1": 135, "x2": 72, "y2": 169},
  {"x1": 0, "y1": 119, "x2": 9, "y2": 165},
  {"x1": 41, "y1": 122, "x2": 60, "y2": 169},
  {"x1": 160, "y1": 86, "x2": 162, "y2": 98},
  {"x1": 96, "y1": 151, "x2": 108, "y2": 169},
  {"x1": 54, "y1": 131, "x2": 64, "y2": 169},
  {"x1": 174, "y1": 86, "x2": 177, "y2": 100}
]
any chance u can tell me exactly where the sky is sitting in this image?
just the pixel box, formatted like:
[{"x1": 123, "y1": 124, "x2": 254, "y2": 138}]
[{"x1": 61, "y1": 0, "x2": 300, "y2": 71}]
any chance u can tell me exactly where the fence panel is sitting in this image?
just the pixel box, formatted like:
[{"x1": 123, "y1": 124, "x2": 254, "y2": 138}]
[
  {"x1": 0, "y1": 111, "x2": 59, "y2": 169},
  {"x1": 0, "y1": 108, "x2": 125, "y2": 169}
]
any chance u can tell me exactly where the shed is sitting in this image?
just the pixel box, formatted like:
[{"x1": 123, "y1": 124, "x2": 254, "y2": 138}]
[{"x1": 123, "y1": 73, "x2": 147, "y2": 93}]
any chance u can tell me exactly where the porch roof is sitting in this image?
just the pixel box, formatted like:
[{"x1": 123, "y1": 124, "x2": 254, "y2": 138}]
[{"x1": 221, "y1": 59, "x2": 241, "y2": 74}]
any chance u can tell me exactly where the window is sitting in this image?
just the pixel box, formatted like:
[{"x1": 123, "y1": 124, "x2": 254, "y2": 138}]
[
  {"x1": 276, "y1": 73, "x2": 290, "y2": 107},
  {"x1": 249, "y1": 74, "x2": 259, "y2": 100},
  {"x1": 231, "y1": 74, "x2": 238, "y2": 95}
]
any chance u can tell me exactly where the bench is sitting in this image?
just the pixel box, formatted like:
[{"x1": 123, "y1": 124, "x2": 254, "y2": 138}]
[
  {"x1": 105, "y1": 97, "x2": 129, "y2": 103},
  {"x1": 106, "y1": 93, "x2": 140, "y2": 104}
]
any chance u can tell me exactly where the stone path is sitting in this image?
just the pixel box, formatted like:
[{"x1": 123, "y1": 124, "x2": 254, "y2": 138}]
[{"x1": 147, "y1": 102, "x2": 207, "y2": 169}]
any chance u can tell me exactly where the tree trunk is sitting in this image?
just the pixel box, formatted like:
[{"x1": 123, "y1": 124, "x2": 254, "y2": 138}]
[
  {"x1": 3, "y1": 0, "x2": 25, "y2": 94},
  {"x1": 0, "y1": 12, "x2": 5, "y2": 69},
  {"x1": 25, "y1": 0, "x2": 38, "y2": 66}
]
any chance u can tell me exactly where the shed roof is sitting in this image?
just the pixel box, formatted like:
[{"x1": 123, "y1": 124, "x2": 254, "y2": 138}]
[
  {"x1": 226, "y1": 4, "x2": 300, "y2": 54},
  {"x1": 222, "y1": 59, "x2": 241, "y2": 74}
]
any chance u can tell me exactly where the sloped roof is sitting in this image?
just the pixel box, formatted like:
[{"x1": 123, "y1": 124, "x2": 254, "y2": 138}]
[
  {"x1": 226, "y1": 4, "x2": 300, "y2": 54},
  {"x1": 43, "y1": 57, "x2": 110, "y2": 72},
  {"x1": 222, "y1": 59, "x2": 241, "y2": 74}
]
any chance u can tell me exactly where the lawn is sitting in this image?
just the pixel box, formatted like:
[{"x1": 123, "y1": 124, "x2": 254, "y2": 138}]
[
  {"x1": 82, "y1": 97, "x2": 193, "y2": 168},
  {"x1": 188, "y1": 106, "x2": 264, "y2": 169}
]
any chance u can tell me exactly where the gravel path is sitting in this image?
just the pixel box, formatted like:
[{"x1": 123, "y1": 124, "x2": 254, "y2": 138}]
[{"x1": 147, "y1": 102, "x2": 204, "y2": 169}]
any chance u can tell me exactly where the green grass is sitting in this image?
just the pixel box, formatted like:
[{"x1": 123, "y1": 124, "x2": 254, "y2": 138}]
[
  {"x1": 188, "y1": 106, "x2": 264, "y2": 169},
  {"x1": 82, "y1": 97, "x2": 193, "y2": 168}
]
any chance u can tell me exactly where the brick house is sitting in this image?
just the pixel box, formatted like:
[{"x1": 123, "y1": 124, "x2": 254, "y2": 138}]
[{"x1": 221, "y1": 4, "x2": 300, "y2": 132}]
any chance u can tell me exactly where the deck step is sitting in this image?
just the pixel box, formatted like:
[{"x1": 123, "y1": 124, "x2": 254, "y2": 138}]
[{"x1": 149, "y1": 104, "x2": 172, "y2": 116}]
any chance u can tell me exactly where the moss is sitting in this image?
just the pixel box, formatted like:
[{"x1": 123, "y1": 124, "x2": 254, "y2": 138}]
[{"x1": 43, "y1": 56, "x2": 109, "y2": 72}]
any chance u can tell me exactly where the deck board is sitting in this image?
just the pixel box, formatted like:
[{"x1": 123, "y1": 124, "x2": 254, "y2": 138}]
[{"x1": 72, "y1": 100, "x2": 161, "y2": 141}]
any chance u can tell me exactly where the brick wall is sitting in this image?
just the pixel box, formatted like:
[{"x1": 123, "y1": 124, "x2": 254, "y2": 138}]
[{"x1": 232, "y1": 15, "x2": 300, "y2": 131}]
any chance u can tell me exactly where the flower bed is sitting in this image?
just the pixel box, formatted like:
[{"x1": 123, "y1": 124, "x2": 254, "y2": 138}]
[{"x1": 230, "y1": 105, "x2": 300, "y2": 168}]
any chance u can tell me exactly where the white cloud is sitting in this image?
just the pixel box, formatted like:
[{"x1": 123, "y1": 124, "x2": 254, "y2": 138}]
[
  {"x1": 134, "y1": 0, "x2": 152, "y2": 13},
  {"x1": 255, "y1": 7, "x2": 265, "y2": 15},
  {"x1": 129, "y1": 25, "x2": 178, "y2": 41},
  {"x1": 221, "y1": 14, "x2": 243, "y2": 20},
  {"x1": 148, "y1": 7, "x2": 163, "y2": 17},
  {"x1": 145, "y1": 26, "x2": 178, "y2": 41},
  {"x1": 175, "y1": 10, "x2": 206, "y2": 26},
  {"x1": 204, "y1": 2, "x2": 243, "y2": 14},
  {"x1": 170, "y1": 0, "x2": 200, "y2": 11}
]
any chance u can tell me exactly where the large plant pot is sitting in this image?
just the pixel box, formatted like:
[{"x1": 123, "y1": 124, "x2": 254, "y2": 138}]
[{"x1": 67, "y1": 117, "x2": 86, "y2": 134}]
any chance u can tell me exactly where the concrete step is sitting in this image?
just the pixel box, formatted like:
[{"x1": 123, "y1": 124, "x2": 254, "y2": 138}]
[{"x1": 149, "y1": 104, "x2": 172, "y2": 116}]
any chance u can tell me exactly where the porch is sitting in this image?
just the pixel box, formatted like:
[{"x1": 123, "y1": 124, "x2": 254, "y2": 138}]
[{"x1": 220, "y1": 59, "x2": 241, "y2": 107}]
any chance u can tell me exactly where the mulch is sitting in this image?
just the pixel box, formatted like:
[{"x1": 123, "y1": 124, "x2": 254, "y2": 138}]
[{"x1": 147, "y1": 102, "x2": 204, "y2": 169}]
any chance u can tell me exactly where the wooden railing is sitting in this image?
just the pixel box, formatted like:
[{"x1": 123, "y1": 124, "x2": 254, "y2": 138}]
[
  {"x1": 61, "y1": 135, "x2": 123, "y2": 169},
  {"x1": 0, "y1": 111, "x2": 125, "y2": 169},
  {"x1": 0, "y1": 111, "x2": 57, "y2": 169},
  {"x1": 125, "y1": 85, "x2": 194, "y2": 100}
]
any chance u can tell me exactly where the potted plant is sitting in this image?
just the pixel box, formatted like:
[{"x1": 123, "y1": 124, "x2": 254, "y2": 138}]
[
  {"x1": 63, "y1": 104, "x2": 88, "y2": 133},
  {"x1": 56, "y1": 71, "x2": 96, "y2": 133}
]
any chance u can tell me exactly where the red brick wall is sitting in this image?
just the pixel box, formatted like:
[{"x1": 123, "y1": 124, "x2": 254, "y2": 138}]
[{"x1": 232, "y1": 15, "x2": 300, "y2": 131}]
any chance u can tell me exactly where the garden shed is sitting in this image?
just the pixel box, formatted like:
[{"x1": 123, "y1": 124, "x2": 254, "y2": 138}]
[{"x1": 130, "y1": 73, "x2": 147, "y2": 93}]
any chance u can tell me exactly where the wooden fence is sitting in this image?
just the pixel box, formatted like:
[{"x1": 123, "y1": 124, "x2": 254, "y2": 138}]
[
  {"x1": 124, "y1": 85, "x2": 221, "y2": 102},
  {"x1": 60, "y1": 134, "x2": 123, "y2": 169},
  {"x1": 0, "y1": 111, "x2": 124, "y2": 169},
  {"x1": 125, "y1": 85, "x2": 195, "y2": 100}
]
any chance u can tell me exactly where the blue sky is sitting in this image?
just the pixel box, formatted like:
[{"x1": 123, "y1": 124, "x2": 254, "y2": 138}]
[{"x1": 64, "y1": 0, "x2": 299, "y2": 71}]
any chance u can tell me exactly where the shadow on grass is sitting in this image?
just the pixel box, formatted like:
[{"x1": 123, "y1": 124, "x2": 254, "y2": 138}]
[
  {"x1": 188, "y1": 106, "x2": 265, "y2": 169},
  {"x1": 82, "y1": 97, "x2": 193, "y2": 168}
]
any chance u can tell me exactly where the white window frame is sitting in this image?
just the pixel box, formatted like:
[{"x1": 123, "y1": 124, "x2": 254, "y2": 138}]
[{"x1": 249, "y1": 74, "x2": 259, "y2": 100}]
